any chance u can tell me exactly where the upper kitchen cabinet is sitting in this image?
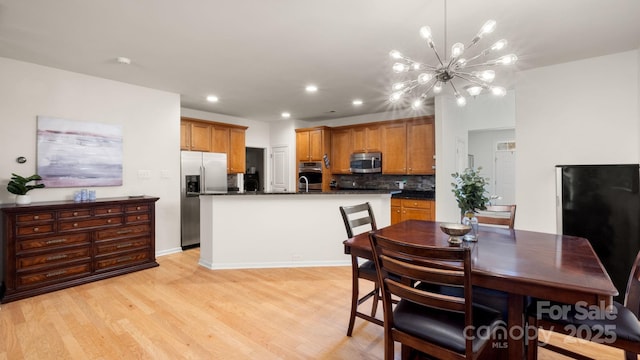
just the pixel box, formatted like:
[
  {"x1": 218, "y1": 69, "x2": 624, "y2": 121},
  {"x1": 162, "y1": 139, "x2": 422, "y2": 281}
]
[
  {"x1": 406, "y1": 119, "x2": 435, "y2": 174},
  {"x1": 180, "y1": 117, "x2": 248, "y2": 174},
  {"x1": 381, "y1": 122, "x2": 408, "y2": 174},
  {"x1": 296, "y1": 127, "x2": 330, "y2": 162},
  {"x1": 331, "y1": 128, "x2": 352, "y2": 174},
  {"x1": 381, "y1": 116, "x2": 435, "y2": 175},
  {"x1": 352, "y1": 124, "x2": 381, "y2": 153}
]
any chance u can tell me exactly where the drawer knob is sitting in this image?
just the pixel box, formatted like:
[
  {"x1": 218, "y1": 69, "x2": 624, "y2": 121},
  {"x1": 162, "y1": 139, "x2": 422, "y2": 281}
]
[
  {"x1": 73, "y1": 223, "x2": 78, "y2": 227},
  {"x1": 33, "y1": 227, "x2": 39, "y2": 232},
  {"x1": 73, "y1": 212, "x2": 78, "y2": 216},
  {"x1": 136, "y1": 206, "x2": 141, "y2": 210},
  {"x1": 33, "y1": 215, "x2": 40, "y2": 220},
  {"x1": 136, "y1": 216, "x2": 141, "y2": 220},
  {"x1": 107, "y1": 219, "x2": 112, "y2": 224},
  {"x1": 108, "y1": 209, "x2": 112, "y2": 213}
]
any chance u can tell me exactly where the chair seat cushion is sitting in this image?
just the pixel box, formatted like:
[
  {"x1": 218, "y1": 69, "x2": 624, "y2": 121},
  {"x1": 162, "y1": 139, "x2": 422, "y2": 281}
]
[
  {"x1": 358, "y1": 260, "x2": 377, "y2": 277},
  {"x1": 418, "y1": 282, "x2": 510, "y2": 320},
  {"x1": 529, "y1": 300, "x2": 640, "y2": 343},
  {"x1": 393, "y1": 299, "x2": 503, "y2": 354}
]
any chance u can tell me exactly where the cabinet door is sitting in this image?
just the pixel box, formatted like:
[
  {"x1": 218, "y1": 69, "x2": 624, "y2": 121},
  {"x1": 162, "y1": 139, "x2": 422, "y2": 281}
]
[
  {"x1": 352, "y1": 127, "x2": 366, "y2": 153},
  {"x1": 331, "y1": 129, "x2": 352, "y2": 174},
  {"x1": 211, "y1": 126, "x2": 230, "y2": 154},
  {"x1": 407, "y1": 121, "x2": 435, "y2": 174},
  {"x1": 228, "y1": 128, "x2": 246, "y2": 174},
  {"x1": 180, "y1": 122, "x2": 190, "y2": 150},
  {"x1": 366, "y1": 126, "x2": 382, "y2": 152},
  {"x1": 296, "y1": 131, "x2": 310, "y2": 161},
  {"x1": 308, "y1": 129, "x2": 324, "y2": 161},
  {"x1": 190, "y1": 123, "x2": 211, "y2": 152},
  {"x1": 381, "y1": 123, "x2": 407, "y2": 174},
  {"x1": 402, "y1": 208, "x2": 430, "y2": 221}
]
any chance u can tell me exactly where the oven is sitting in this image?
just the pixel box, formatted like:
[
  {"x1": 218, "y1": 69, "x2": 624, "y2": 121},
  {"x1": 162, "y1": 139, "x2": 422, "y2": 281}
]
[{"x1": 298, "y1": 161, "x2": 323, "y2": 191}]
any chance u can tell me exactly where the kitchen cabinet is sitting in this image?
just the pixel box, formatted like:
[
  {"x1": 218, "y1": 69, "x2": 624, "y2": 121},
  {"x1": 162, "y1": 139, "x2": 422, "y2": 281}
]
[
  {"x1": 391, "y1": 198, "x2": 435, "y2": 225},
  {"x1": 381, "y1": 122, "x2": 407, "y2": 174},
  {"x1": 190, "y1": 122, "x2": 212, "y2": 152},
  {"x1": 296, "y1": 128, "x2": 328, "y2": 162},
  {"x1": 331, "y1": 128, "x2": 352, "y2": 174},
  {"x1": 1, "y1": 196, "x2": 159, "y2": 303},
  {"x1": 352, "y1": 125, "x2": 381, "y2": 153},
  {"x1": 380, "y1": 117, "x2": 435, "y2": 175},
  {"x1": 181, "y1": 117, "x2": 248, "y2": 174},
  {"x1": 407, "y1": 120, "x2": 435, "y2": 174}
]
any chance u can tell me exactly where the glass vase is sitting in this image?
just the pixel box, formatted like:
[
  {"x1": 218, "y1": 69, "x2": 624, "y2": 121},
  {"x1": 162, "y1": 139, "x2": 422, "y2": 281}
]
[{"x1": 462, "y1": 212, "x2": 479, "y2": 241}]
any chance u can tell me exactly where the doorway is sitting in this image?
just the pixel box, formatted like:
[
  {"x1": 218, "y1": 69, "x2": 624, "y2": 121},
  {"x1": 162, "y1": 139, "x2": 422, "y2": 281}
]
[{"x1": 245, "y1": 147, "x2": 265, "y2": 191}]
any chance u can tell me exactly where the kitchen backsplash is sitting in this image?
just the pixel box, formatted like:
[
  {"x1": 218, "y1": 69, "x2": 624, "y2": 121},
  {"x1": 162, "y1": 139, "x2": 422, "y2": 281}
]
[{"x1": 333, "y1": 174, "x2": 435, "y2": 191}]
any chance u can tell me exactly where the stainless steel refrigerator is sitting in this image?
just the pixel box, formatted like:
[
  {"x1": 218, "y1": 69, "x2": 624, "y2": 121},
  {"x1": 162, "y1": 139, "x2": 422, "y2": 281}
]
[
  {"x1": 556, "y1": 164, "x2": 640, "y2": 302},
  {"x1": 181, "y1": 151, "x2": 227, "y2": 249}
]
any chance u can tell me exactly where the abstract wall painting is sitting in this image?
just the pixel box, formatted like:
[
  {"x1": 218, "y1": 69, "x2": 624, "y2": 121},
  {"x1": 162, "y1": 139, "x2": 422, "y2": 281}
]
[{"x1": 37, "y1": 116, "x2": 123, "y2": 187}]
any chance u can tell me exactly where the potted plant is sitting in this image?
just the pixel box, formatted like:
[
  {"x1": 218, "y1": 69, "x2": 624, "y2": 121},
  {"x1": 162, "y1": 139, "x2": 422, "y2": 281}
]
[
  {"x1": 451, "y1": 167, "x2": 489, "y2": 240},
  {"x1": 7, "y1": 173, "x2": 45, "y2": 205}
]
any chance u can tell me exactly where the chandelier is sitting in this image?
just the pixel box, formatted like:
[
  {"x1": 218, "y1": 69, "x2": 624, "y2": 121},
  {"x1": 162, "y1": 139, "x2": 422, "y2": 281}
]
[{"x1": 388, "y1": 4, "x2": 517, "y2": 108}]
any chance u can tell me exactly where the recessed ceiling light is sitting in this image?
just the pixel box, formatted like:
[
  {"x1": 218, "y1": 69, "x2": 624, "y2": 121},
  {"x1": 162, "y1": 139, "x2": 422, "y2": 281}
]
[
  {"x1": 116, "y1": 57, "x2": 131, "y2": 65},
  {"x1": 352, "y1": 99, "x2": 364, "y2": 106},
  {"x1": 305, "y1": 85, "x2": 318, "y2": 93},
  {"x1": 206, "y1": 95, "x2": 219, "y2": 102},
  {"x1": 281, "y1": 112, "x2": 291, "y2": 118}
]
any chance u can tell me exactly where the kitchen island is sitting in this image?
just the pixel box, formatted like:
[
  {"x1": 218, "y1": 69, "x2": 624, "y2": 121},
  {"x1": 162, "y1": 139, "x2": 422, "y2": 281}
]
[{"x1": 198, "y1": 191, "x2": 395, "y2": 269}]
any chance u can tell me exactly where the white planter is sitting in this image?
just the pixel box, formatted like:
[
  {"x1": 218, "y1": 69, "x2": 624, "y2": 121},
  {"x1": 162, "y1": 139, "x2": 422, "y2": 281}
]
[{"x1": 15, "y1": 194, "x2": 31, "y2": 205}]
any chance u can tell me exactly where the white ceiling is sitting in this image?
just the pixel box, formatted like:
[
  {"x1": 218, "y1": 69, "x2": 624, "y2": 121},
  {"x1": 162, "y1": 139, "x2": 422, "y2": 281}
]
[{"x1": 0, "y1": 0, "x2": 638, "y2": 122}]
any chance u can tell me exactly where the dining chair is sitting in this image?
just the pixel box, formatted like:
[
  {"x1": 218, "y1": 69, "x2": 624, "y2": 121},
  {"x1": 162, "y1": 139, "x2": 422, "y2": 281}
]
[
  {"x1": 475, "y1": 205, "x2": 517, "y2": 229},
  {"x1": 369, "y1": 232, "x2": 504, "y2": 360},
  {"x1": 339, "y1": 202, "x2": 382, "y2": 336},
  {"x1": 527, "y1": 249, "x2": 640, "y2": 360}
]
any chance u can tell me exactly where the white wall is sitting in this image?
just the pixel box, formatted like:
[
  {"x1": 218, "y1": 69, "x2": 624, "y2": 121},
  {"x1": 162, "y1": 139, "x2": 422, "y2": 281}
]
[
  {"x1": 468, "y1": 129, "x2": 516, "y2": 197},
  {"x1": 515, "y1": 50, "x2": 640, "y2": 233},
  {"x1": 0, "y1": 57, "x2": 182, "y2": 255}
]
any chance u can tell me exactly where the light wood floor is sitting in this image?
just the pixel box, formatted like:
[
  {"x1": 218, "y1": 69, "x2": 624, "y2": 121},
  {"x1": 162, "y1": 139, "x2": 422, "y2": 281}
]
[{"x1": 0, "y1": 249, "x2": 633, "y2": 359}]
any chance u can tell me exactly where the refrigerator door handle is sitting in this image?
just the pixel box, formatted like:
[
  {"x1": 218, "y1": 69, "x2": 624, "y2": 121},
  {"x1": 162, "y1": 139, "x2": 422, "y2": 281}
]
[{"x1": 200, "y1": 166, "x2": 205, "y2": 194}]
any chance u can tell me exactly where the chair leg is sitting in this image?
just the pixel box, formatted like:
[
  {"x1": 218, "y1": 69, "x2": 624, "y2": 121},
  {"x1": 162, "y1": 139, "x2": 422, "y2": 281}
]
[
  {"x1": 624, "y1": 351, "x2": 637, "y2": 360},
  {"x1": 347, "y1": 258, "x2": 360, "y2": 336},
  {"x1": 370, "y1": 282, "x2": 380, "y2": 317},
  {"x1": 527, "y1": 316, "x2": 539, "y2": 360}
]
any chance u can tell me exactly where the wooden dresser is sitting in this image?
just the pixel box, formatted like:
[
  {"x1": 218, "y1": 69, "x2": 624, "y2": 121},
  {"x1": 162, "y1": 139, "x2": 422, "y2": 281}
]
[{"x1": 1, "y1": 196, "x2": 159, "y2": 303}]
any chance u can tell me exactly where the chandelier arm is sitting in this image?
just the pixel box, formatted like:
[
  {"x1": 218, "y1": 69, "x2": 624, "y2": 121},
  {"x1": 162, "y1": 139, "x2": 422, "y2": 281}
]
[
  {"x1": 429, "y1": 45, "x2": 445, "y2": 67},
  {"x1": 449, "y1": 80, "x2": 461, "y2": 96},
  {"x1": 455, "y1": 73, "x2": 489, "y2": 88},
  {"x1": 463, "y1": 61, "x2": 498, "y2": 69}
]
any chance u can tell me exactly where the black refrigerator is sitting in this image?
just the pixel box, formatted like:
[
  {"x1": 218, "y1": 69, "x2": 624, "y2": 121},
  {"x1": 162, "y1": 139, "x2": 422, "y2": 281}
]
[{"x1": 556, "y1": 164, "x2": 640, "y2": 302}]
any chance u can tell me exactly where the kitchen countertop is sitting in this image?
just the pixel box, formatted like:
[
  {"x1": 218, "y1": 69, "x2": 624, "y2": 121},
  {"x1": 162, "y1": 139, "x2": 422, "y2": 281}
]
[{"x1": 201, "y1": 189, "x2": 434, "y2": 199}]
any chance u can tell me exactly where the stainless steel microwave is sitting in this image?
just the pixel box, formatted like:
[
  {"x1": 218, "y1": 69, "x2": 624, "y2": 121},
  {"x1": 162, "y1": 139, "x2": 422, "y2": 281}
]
[{"x1": 350, "y1": 152, "x2": 382, "y2": 173}]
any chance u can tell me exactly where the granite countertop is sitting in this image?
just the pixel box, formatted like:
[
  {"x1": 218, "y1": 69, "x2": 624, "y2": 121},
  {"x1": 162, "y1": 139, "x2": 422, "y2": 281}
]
[
  {"x1": 391, "y1": 190, "x2": 435, "y2": 200},
  {"x1": 201, "y1": 189, "x2": 401, "y2": 196}
]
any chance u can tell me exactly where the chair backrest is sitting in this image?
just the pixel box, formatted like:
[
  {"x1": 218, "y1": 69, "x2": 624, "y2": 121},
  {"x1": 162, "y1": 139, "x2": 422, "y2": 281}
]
[
  {"x1": 339, "y1": 202, "x2": 377, "y2": 238},
  {"x1": 475, "y1": 205, "x2": 517, "y2": 229},
  {"x1": 624, "y1": 250, "x2": 640, "y2": 318},
  {"x1": 369, "y1": 232, "x2": 474, "y2": 356}
]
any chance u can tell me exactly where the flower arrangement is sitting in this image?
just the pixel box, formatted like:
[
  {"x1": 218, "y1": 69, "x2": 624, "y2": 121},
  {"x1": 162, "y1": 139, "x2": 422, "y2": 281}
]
[{"x1": 451, "y1": 167, "x2": 489, "y2": 216}]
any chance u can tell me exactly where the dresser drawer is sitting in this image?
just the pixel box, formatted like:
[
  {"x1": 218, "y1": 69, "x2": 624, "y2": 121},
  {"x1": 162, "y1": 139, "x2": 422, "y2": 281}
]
[
  {"x1": 126, "y1": 213, "x2": 149, "y2": 223},
  {"x1": 16, "y1": 212, "x2": 55, "y2": 224},
  {"x1": 96, "y1": 237, "x2": 150, "y2": 256},
  {"x1": 18, "y1": 247, "x2": 91, "y2": 270},
  {"x1": 59, "y1": 209, "x2": 91, "y2": 219},
  {"x1": 17, "y1": 233, "x2": 91, "y2": 252},
  {"x1": 94, "y1": 206, "x2": 123, "y2": 215},
  {"x1": 17, "y1": 263, "x2": 92, "y2": 288},
  {"x1": 95, "y1": 250, "x2": 150, "y2": 271},
  {"x1": 126, "y1": 204, "x2": 150, "y2": 213},
  {"x1": 96, "y1": 224, "x2": 150, "y2": 241},
  {"x1": 16, "y1": 223, "x2": 55, "y2": 237},
  {"x1": 59, "y1": 215, "x2": 123, "y2": 231}
]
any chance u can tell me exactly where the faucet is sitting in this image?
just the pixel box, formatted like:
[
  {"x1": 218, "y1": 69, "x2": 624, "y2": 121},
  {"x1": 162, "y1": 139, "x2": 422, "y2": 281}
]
[{"x1": 299, "y1": 176, "x2": 309, "y2": 193}]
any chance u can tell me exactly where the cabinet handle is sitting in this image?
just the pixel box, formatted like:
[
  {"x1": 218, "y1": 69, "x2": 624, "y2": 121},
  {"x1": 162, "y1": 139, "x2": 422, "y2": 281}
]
[
  {"x1": 136, "y1": 206, "x2": 141, "y2": 210},
  {"x1": 116, "y1": 243, "x2": 133, "y2": 249},
  {"x1": 136, "y1": 216, "x2": 141, "y2": 220},
  {"x1": 46, "y1": 254, "x2": 68, "y2": 261},
  {"x1": 33, "y1": 227, "x2": 40, "y2": 232},
  {"x1": 73, "y1": 223, "x2": 78, "y2": 228},
  {"x1": 107, "y1": 209, "x2": 112, "y2": 213},
  {"x1": 33, "y1": 215, "x2": 40, "y2": 220},
  {"x1": 117, "y1": 229, "x2": 133, "y2": 234},
  {"x1": 107, "y1": 219, "x2": 112, "y2": 224},
  {"x1": 73, "y1": 212, "x2": 78, "y2": 216},
  {"x1": 46, "y1": 270, "x2": 67, "y2": 277},
  {"x1": 46, "y1": 238, "x2": 67, "y2": 245}
]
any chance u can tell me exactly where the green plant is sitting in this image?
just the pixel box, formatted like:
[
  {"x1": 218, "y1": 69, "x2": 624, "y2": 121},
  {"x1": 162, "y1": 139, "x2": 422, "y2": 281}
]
[
  {"x1": 7, "y1": 173, "x2": 45, "y2": 195},
  {"x1": 451, "y1": 167, "x2": 489, "y2": 215}
]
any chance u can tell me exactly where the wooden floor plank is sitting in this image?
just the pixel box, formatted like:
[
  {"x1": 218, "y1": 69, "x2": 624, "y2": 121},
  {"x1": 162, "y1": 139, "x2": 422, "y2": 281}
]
[{"x1": 0, "y1": 249, "x2": 634, "y2": 359}]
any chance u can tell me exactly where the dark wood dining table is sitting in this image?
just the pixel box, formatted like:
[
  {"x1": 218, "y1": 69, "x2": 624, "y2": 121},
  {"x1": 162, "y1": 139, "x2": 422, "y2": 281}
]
[{"x1": 343, "y1": 220, "x2": 618, "y2": 359}]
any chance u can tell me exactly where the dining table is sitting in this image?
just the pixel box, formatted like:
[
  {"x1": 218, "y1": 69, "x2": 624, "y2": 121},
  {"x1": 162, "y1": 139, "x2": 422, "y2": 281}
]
[{"x1": 343, "y1": 220, "x2": 618, "y2": 359}]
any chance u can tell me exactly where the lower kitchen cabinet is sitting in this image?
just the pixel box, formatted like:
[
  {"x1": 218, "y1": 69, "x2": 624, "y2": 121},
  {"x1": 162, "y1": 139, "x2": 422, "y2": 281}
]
[
  {"x1": 391, "y1": 198, "x2": 435, "y2": 224},
  {"x1": 1, "y1": 196, "x2": 159, "y2": 303}
]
